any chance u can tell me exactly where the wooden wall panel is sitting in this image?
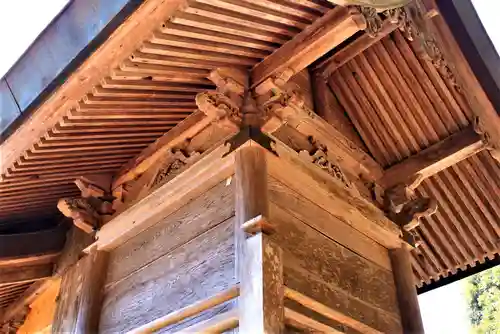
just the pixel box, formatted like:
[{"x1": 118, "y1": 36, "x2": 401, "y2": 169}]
[
  {"x1": 99, "y1": 182, "x2": 236, "y2": 333},
  {"x1": 268, "y1": 178, "x2": 402, "y2": 333},
  {"x1": 106, "y1": 181, "x2": 235, "y2": 284}
]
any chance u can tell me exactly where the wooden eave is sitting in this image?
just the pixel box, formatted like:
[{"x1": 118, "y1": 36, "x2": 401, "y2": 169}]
[{"x1": 0, "y1": 0, "x2": 499, "y2": 300}]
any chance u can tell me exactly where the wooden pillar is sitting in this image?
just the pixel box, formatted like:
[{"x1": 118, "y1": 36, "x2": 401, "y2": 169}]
[
  {"x1": 52, "y1": 249, "x2": 109, "y2": 333},
  {"x1": 389, "y1": 246, "x2": 425, "y2": 334},
  {"x1": 235, "y1": 145, "x2": 284, "y2": 333}
]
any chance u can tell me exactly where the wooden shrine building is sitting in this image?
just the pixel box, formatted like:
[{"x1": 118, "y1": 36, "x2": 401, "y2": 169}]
[{"x1": 1, "y1": 0, "x2": 500, "y2": 332}]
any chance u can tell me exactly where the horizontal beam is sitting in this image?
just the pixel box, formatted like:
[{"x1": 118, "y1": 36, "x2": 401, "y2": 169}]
[
  {"x1": 0, "y1": 264, "x2": 53, "y2": 286},
  {"x1": 317, "y1": 19, "x2": 398, "y2": 77},
  {"x1": 251, "y1": 6, "x2": 365, "y2": 88},
  {"x1": 0, "y1": 253, "x2": 60, "y2": 269},
  {"x1": 381, "y1": 125, "x2": 485, "y2": 188}
]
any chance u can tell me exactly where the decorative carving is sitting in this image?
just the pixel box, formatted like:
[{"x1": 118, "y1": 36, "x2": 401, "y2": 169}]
[
  {"x1": 356, "y1": 6, "x2": 382, "y2": 38},
  {"x1": 196, "y1": 91, "x2": 243, "y2": 128},
  {"x1": 57, "y1": 175, "x2": 115, "y2": 234},
  {"x1": 151, "y1": 150, "x2": 200, "y2": 188},
  {"x1": 473, "y1": 116, "x2": 500, "y2": 161},
  {"x1": 297, "y1": 138, "x2": 356, "y2": 193},
  {"x1": 329, "y1": 0, "x2": 410, "y2": 10},
  {"x1": 384, "y1": 174, "x2": 436, "y2": 247}
]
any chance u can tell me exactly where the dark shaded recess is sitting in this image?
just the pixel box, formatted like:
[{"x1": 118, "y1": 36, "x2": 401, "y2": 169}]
[{"x1": 0, "y1": 223, "x2": 68, "y2": 258}]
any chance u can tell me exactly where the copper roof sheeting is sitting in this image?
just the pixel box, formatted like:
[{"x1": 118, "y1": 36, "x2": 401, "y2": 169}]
[
  {"x1": 0, "y1": 0, "x2": 333, "y2": 227},
  {"x1": 328, "y1": 30, "x2": 500, "y2": 286}
]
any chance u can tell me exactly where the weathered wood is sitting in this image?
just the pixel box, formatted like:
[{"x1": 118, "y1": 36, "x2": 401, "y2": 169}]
[
  {"x1": 127, "y1": 286, "x2": 239, "y2": 334},
  {"x1": 0, "y1": 0, "x2": 190, "y2": 174},
  {"x1": 17, "y1": 278, "x2": 61, "y2": 334},
  {"x1": 99, "y1": 220, "x2": 236, "y2": 333},
  {"x1": 267, "y1": 138, "x2": 401, "y2": 249},
  {"x1": 285, "y1": 287, "x2": 382, "y2": 334},
  {"x1": 107, "y1": 181, "x2": 235, "y2": 285},
  {"x1": 269, "y1": 177, "x2": 391, "y2": 270},
  {"x1": 270, "y1": 203, "x2": 399, "y2": 316},
  {"x1": 174, "y1": 309, "x2": 238, "y2": 334},
  {"x1": 0, "y1": 265, "x2": 53, "y2": 286},
  {"x1": 311, "y1": 71, "x2": 365, "y2": 148},
  {"x1": 252, "y1": 6, "x2": 366, "y2": 88},
  {"x1": 52, "y1": 250, "x2": 109, "y2": 334},
  {"x1": 240, "y1": 233, "x2": 284, "y2": 333},
  {"x1": 89, "y1": 142, "x2": 234, "y2": 252},
  {"x1": 263, "y1": 90, "x2": 383, "y2": 183},
  {"x1": 285, "y1": 308, "x2": 342, "y2": 333},
  {"x1": 381, "y1": 125, "x2": 485, "y2": 188},
  {"x1": 0, "y1": 253, "x2": 59, "y2": 269},
  {"x1": 318, "y1": 19, "x2": 398, "y2": 77},
  {"x1": 389, "y1": 246, "x2": 425, "y2": 334},
  {"x1": 112, "y1": 111, "x2": 210, "y2": 189},
  {"x1": 234, "y1": 144, "x2": 269, "y2": 277}
]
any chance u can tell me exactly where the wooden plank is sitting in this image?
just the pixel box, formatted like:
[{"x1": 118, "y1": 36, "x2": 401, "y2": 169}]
[
  {"x1": 89, "y1": 142, "x2": 234, "y2": 252},
  {"x1": 99, "y1": 220, "x2": 236, "y2": 333},
  {"x1": 107, "y1": 181, "x2": 235, "y2": 285},
  {"x1": 267, "y1": 138, "x2": 401, "y2": 249},
  {"x1": 52, "y1": 250, "x2": 109, "y2": 334},
  {"x1": 0, "y1": 253, "x2": 59, "y2": 269},
  {"x1": 311, "y1": 72, "x2": 365, "y2": 148},
  {"x1": 389, "y1": 246, "x2": 425, "y2": 334},
  {"x1": 381, "y1": 125, "x2": 485, "y2": 188},
  {"x1": 317, "y1": 19, "x2": 398, "y2": 77},
  {"x1": 0, "y1": 265, "x2": 53, "y2": 286},
  {"x1": 173, "y1": 309, "x2": 238, "y2": 334},
  {"x1": 252, "y1": 6, "x2": 365, "y2": 87},
  {"x1": 127, "y1": 286, "x2": 239, "y2": 334},
  {"x1": 269, "y1": 203, "x2": 399, "y2": 316},
  {"x1": 269, "y1": 177, "x2": 391, "y2": 270},
  {"x1": 240, "y1": 233, "x2": 284, "y2": 333},
  {"x1": 0, "y1": 0, "x2": 190, "y2": 175},
  {"x1": 285, "y1": 287, "x2": 382, "y2": 334},
  {"x1": 285, "y1": 308, "x2": 342, "y2": 333}
]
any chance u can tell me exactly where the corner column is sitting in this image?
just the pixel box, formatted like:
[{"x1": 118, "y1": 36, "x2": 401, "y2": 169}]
[
  {"x1": 52, "y1": 249, "x2": 109, "y2": 333},
  {"x1": 235, "y1": 145, "x2": 284, "y2": 333},
  {"x1": 390, "y1": 245, "x2": 425, "y2": 334}
]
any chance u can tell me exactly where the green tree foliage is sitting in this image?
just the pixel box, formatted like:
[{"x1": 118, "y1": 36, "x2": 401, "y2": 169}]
[{"x1": 465, "y1": 266, "x2": 500, "y2": 334}]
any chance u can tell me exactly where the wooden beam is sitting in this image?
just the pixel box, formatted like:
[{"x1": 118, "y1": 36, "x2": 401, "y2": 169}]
[
  {"x1": 430, "y1": 0, "x2": 500, "y2": 162},
  {"x1": 0, "y1": 226, "x2": 92, "y2": 326},
  {"x1": 0, "y1": 0, "x2": 189, "y2": 175},
  {"x1": 285, "y1": 308, "x2": 342, "y2": 333},
  {"x1": 52, "y1": 250, "x2": 109, "y2": 334},
  {"x1": 284, "y1": 287, "x2": 382, "y2": 334},
  {"x1": 235, "y1": 145, "x2": 285, "y2": 333},
  {"x1": 381, "y1": 125, "x2": 484, "y2": 189},
  {"x1": 128, "y1": 286, "x2": 239, "y2": 334},
  {"x1": 89, "y1": 143, "x2": 234, "y2": 252},
  {"x1": 311, "y1": 71, "x2": 365, "y2": 148},
  {"x1": 317, "y1": 19, "x2": 398, "y2": 77},
  {"x1": 0, "y1": 253, "x2": 60, "y2": 269},
  {"x1": 252, "y1": 6, "x2": 366, "y2": 88},
  {"x1": 389, "y1": 246, "x2": 425, "y2": 334},
  {"x1": 0, "y1": 264, "x2": 53, "y2": 286}
]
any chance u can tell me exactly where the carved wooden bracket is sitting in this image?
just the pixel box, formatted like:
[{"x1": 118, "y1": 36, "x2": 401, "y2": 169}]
[
  {"x1": 58, "y1": 174, "x2": 115, "y2": 234},
  {"x1": 474, "y1": 116, "x2": 500, "y2": 162}
]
